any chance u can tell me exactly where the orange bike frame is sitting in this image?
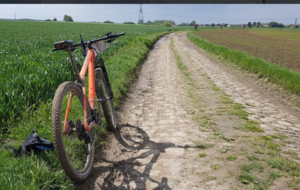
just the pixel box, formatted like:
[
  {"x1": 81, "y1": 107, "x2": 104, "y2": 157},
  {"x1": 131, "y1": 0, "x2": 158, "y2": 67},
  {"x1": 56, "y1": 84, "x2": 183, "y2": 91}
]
[{"x1": 63, "y1": 49, "x2": 97, "y2": 134}]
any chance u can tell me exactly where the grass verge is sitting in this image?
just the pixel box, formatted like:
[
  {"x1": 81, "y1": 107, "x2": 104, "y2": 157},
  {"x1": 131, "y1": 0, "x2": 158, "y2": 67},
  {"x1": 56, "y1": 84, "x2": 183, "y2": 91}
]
[{"x1": 187, "y1": 31, "x2": 300, "y2": 95}]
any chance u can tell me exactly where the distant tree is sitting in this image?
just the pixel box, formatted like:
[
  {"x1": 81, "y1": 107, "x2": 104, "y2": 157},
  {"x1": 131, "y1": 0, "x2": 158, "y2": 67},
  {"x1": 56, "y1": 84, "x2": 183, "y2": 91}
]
[
  {"x1": 63, "y1": 15, "x2": 74, "y2": 22},
  {"x1": 123, "y1": 21, "x2": 135, "y2": 24},
  {"x1": 45, "y1": 19, "x2": 51, "y2": 21},
  {"x1": 153, "y1": 20, "x2": 175, "y2": 25},
  {"x1": 211, "y1": 23, "x2": 215, "y2": 27},
  {"x1": 164, "y1": 22, "x2": 171, "y2": 27},
  {"x1": 145, "y1": 20, "x2": 153, "y2": 25},
  {"x1": 247, "y1": 22, "x2": 252, "y2": 27},
  {"x1": 269, "y1": 21, "x2": 284, "y2": 28},
  {"x1": 190, "y1": 20, "x2": 196, "y2": 26},
  {"x1": 53, "y1": 18, "x2": 57, "y2": 21},
  {"x1": 257, "y1": 22, "x2": 261, "y2": 27},
  {"x1": 138, "y1": 19, "x2": 144, "y2": 24},
  {"x1": 252, "y1": 22, "x2": 257, "y2": 27},
  {"x1": 104, "y1": 20, "x2": 114, "y2": 23}
]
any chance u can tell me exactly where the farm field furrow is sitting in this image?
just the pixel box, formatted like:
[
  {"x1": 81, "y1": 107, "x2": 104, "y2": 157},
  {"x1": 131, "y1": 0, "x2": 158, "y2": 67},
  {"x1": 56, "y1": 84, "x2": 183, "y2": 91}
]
[{"x1": 194, "y1": 29, "x2": 300, "y2": 73}]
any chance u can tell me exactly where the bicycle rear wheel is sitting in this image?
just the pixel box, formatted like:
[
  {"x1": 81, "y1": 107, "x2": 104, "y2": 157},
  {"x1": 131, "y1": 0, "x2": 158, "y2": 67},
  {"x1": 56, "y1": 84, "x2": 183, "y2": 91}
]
[
  {"x1": 95, "y1": 68, "x2": 117, "y2": 132},
  {"x1": 52, "y1": 81, "x2": 95, "y2": 181}
]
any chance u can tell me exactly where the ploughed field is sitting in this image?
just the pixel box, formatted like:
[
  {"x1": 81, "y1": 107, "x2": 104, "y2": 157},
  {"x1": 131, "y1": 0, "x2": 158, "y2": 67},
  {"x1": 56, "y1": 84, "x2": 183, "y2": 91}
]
[
  {"x1": 194, "y1": 29, "x2": 300, "y2": 73},
  {"x1": 0, "y1": 21, "x2": 188, "y2": 132}
]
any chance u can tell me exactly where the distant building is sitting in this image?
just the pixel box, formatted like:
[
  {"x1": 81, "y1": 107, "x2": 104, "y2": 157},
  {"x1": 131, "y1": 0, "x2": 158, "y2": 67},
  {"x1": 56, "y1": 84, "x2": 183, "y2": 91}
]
[
  {"x1": 263, "y1": 25, "x2": 269, "y2": 27},
  {"x1": 227, "y1": 24, "x2": 231, "y2": 27}
]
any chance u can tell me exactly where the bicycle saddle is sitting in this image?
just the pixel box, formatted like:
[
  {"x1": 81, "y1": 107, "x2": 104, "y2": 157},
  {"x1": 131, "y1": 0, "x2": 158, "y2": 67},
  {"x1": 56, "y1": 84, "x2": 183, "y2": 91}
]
[{"x1": 54, "y1": 40, "x2": 74, "y2": 50}]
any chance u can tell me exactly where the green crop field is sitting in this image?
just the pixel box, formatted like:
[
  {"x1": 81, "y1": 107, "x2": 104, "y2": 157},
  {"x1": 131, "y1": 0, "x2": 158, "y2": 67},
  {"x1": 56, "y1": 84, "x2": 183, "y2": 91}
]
[
  {"x1": 0, "y1": 20, "x2": 190, "y2": 133},
  {"x1": 0, "y1": 20, "x2": 191, "y2": 190}
]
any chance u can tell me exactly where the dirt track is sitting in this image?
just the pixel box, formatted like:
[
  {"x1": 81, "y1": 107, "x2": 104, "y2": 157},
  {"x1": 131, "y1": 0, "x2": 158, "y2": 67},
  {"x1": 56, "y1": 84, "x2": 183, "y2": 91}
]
[{"x1": 78, "y1": 32, "x2": 300, "y2": 190}]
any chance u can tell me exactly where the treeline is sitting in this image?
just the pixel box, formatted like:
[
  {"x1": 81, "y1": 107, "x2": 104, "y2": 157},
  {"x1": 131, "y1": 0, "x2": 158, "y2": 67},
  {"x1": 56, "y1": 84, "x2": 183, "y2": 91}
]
[
  {"x1": 143, "y1": 20, "x2": 175, "y2": 25},
  {"x1": 179, "y1": 20, "x2": 196, "y2": 26}
]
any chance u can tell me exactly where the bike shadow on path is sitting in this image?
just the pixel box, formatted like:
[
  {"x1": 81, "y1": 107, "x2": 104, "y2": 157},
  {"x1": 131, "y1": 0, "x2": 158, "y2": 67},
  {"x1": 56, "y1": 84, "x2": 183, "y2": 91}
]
[{"x1": 77, "y1": 124, "x2": 197, "y2": 190}]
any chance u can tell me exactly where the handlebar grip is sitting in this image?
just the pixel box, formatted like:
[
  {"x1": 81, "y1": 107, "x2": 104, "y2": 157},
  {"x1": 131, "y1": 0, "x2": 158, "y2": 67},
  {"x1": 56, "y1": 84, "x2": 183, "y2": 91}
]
[{"x1": 111, "y1": 32, "x2": 125, "y2": 37}]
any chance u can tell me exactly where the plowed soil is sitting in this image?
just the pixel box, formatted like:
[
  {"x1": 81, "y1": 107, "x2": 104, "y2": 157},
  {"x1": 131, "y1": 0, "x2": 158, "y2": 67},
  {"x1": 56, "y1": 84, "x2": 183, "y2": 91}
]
[{"x1": 194, "y1": 29, "x2": 300, "y2": 73}]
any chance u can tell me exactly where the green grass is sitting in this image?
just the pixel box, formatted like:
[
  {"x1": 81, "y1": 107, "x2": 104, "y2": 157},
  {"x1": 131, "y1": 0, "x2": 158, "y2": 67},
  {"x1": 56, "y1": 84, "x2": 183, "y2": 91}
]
[
  {"x1": 0, "y1": 21, "x2": 189, "y2": 189},
  {"x1": 267, "y1": 158, "x2": 300, "y2": 176},
  {"x1": 199, "y1": 153, "x2": 207, "y2": 157},
  {"x1": 0, "y1": 20, "x2": 186, "y2": 133},
  {"x1": 187, "y1": 31, "x2": 300, "y2": 96},
  {"x1": 0, "y1": 149, "x2": 74, "y2": 190}
]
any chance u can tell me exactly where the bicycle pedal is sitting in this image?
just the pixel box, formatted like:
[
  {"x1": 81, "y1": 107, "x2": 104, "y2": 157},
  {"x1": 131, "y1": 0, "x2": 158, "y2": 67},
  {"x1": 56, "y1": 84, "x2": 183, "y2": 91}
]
[{"x1": 66, "y1": 120, "x2": 75, "y2": 135}]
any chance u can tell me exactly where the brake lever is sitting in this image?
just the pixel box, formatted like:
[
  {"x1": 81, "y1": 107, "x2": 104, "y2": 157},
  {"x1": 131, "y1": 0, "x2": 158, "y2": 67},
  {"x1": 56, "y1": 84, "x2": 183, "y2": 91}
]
[{"x1": 105, "y1": 38, "x2": 116, "y2": 43}]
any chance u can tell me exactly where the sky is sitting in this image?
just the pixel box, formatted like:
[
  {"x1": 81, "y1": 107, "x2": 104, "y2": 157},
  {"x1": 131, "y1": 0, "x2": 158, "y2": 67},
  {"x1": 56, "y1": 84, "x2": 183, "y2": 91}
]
[{"x1": 0, "y1": 4, "x2": 299, "y2": 25}]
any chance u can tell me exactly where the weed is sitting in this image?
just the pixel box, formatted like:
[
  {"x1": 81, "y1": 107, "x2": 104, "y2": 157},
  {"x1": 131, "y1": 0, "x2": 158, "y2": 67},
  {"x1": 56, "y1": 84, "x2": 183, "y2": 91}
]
[
  {"x1": 244, "y1": 120, "x2": 264, "y2": 132},
  {"x1": 247, "y1": 155, "x2": 259, "y2": 161},
  {"x1": 242, "y1": 162, "x2": 264, "y2": 173},
  {"x1": 211, "y1": 164, "x2": 220, "y2": 170},
  {"x1": 227, "y1": 156, "x2": 237, "y2": 161},
  {"x1": 219, "y1": 95, "x2": 233, "y2": 104},
  {"x1": 212, "y1": 86, "x2": 221, "y2": 91},
  {"x1": 284, "y1": 150, "x2": 298, "y2": 158},
  {"x1": 271, "y1": 133, "x2": 287, "y2": 140},
  {"x1": 267, "y1": 158, "x2": 300, "y2": 177},
  {"x1": 238, "y1": 172, "x2": 256, "y2": 184},
  {"x1": 219, "y1": 145, "x2": 233, "y2": 153},
  {"x1": 254, "y1": 149, "x2": 265, "y2": 154},
  {"x1": 214, "y1": 131, "x2": 232, "y2": 141},
  {"x1": 196, "y1": 143, "x2": 214, "y2": 149},
  {"x1": 206, "y1": 176, "x2": 217, "y2": 181},
  {"x1": 199, "y1": 153, "x2": 207, "y2": 158}
]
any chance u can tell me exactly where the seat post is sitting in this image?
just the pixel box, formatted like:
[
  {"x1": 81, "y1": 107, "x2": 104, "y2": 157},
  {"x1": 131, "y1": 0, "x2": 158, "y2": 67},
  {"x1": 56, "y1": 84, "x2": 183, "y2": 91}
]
[{"x1": 66, "y1": 47, "x2": 82, "y2": 84}]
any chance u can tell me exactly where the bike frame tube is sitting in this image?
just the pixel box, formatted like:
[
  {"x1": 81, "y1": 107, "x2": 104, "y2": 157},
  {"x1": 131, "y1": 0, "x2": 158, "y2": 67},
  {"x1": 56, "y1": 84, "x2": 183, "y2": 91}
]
[{"x1": 64, "y1": 49, "x2": 97, "y2": 132}]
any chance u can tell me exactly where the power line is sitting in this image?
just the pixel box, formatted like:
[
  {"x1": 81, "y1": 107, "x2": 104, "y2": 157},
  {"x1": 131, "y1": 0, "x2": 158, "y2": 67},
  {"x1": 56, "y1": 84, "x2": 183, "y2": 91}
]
[
  {"x1": 146, "y1": 5, "x2": 299, "y2": 14},
  {"x1": 143, "y1": 12, "x2": 296, "y2": 20},
  {"x1": 0, "y1": 12, "x2": 137, "y2": 18}
]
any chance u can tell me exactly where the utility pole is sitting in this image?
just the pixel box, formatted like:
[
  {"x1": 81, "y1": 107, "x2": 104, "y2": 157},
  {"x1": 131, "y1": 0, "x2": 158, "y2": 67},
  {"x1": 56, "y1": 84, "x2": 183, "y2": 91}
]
[
  {"x1": 295, "y1": 18, "x2": 297, "y2": 26},
  {"x1": 138, "y1": 4, "x2": 144, "y2": 24}
]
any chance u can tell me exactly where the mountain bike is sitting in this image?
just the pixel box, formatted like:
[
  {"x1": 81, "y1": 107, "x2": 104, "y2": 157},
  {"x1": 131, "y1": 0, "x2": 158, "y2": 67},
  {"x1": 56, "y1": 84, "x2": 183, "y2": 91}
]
[{"x1": 51, "y1": 32, "x2": 125, "y2": 181}]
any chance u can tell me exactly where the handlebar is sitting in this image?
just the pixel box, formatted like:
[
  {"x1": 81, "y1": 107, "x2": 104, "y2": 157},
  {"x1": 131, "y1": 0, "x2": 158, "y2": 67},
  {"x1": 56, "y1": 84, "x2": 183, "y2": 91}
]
[{"x1": 53, "y1": 32, "x2": 125, "y2": 52}]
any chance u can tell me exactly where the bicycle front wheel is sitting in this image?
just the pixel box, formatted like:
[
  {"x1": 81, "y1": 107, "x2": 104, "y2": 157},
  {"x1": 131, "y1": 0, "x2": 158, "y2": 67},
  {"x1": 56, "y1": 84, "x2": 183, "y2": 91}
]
[
  {"x1": 95, "y1": 68, "x2": 117, "y2": 132},
  {"x1": 52, "y1": 81, "x2": 95, "y2": 181}
]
